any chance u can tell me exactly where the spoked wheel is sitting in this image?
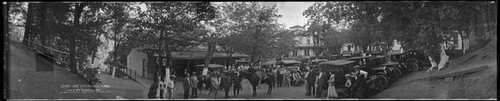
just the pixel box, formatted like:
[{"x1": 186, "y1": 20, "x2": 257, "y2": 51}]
[
  {"x1": 376, "y1": 75, "x2": 389, "y2": 90},
  {"x1": 408, "y1": 62, "x2": 420, "y2": 72},
  {"x1": 370, "y1": 75, "x2": 389, "y2": 91},
  {"x1": 399, "y1": 64, "x2": 411, "y2": 73},
  {"x1": 391, "y1": 68, "x2": 403, "y2": 80}
]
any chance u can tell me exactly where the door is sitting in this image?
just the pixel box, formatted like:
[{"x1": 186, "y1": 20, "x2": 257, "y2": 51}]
[{"x1": 142, "y1": 59, "x2": 146, "y2": 77}]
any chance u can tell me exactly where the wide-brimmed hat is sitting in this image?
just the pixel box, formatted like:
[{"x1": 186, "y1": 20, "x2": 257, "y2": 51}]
[{"x1": 353, "y1": 65, "x2": 361, "y2": 69}]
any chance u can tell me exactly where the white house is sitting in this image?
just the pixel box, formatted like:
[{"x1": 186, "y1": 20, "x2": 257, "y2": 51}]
[
  {"x1": 127, "y1": 48, "x2": 156, "y2": 78},
  {"x1": 287, "y1": 25, "x2": 319, "y2": 58}
]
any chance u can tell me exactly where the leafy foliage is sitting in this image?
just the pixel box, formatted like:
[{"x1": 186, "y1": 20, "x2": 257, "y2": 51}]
[
  {"x1": 215, "y1": 2, "x2": 284, "y2": 62},
  {"x1": 303, "y1": 1, "x2": 496, "y2": 60}
]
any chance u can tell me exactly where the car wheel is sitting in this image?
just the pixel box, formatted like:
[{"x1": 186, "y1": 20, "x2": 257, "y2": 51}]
[
  {"x1": 407, "y1": 62, "x2": 419, "y2": 72},
  {"x1": 373, "y1": 75, "x2": 389, "y2": 90},
  {"x1": 392, "y1": 68, "x2": 403, "y2": 80}
]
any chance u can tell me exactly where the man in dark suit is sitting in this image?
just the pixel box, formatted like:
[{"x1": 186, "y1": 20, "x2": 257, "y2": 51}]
[
  {"x1": 183, "y1": 73, "x2": 191, "y2": 99},
  {"x1": 315, "y1": 71, "x2": 329, "y2": 98},
  {"x1": 305, "y1": 67, "x2": 319, "y2": 96}
]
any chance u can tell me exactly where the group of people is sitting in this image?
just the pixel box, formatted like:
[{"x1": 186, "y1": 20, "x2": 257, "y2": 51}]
[
  {"x1": 152, "y1": 63, "x2": 369, "y2": 99},
  {"x1": 272, "y1": 65, "x2": 304, "y2": 88},
  {"x1": 304, "y1": 65, "x2": 369, "y2": 99},
  {"x1": 181, "y1": 69, "x2": 244, "y2": 99},
  {"x1": 154, "y1": 75, "x2": 175, "y2": 99},
  {"x1": 182, "y1": 72, "x2": 200, "y2": 99}
]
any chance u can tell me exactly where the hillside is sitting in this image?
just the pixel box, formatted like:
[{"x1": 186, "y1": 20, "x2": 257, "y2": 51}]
[
  {"x1": 7, "y1": 43, "x2": 105, "y2": 99},
  {"x1": 373, "y1": 37, "x2": 497, "y2": 99}
]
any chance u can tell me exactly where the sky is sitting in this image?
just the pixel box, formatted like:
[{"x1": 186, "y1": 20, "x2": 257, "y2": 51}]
[{"x1": 262, "y1": 2, "x2": 316, "y2": 29}]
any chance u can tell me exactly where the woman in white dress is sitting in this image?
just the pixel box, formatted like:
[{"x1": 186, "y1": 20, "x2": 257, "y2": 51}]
[{"x1": 327, "y1": 72, "x2": 338, "y2": 99}]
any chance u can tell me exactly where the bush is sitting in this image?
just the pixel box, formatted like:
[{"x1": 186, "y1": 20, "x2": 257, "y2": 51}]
[{"x1": 80, "y1": 62, "x2": 101, "y2": 85}]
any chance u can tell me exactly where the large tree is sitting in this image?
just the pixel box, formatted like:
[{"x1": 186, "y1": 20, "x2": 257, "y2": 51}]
[
  {"x1": 13, "y1": 2, "x2": 108, "y2": 73},
  {"x1": 304, "y1": 1, "x2": 496, "y2": 68},
  {"x1": 217, "y1": 2, "x2": 283, "y2": 63}
]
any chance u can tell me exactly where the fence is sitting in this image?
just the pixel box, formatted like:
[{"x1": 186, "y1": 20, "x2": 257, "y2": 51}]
[{"x1": 115, "y1": 64, "x2": 139, "y2": 82}]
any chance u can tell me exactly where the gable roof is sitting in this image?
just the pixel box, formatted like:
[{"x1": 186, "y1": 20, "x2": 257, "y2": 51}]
[{"x1": 289, "y1": 25, "x2": 303, "y2": 29}]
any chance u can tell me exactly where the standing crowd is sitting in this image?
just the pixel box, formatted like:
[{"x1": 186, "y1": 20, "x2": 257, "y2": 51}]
[{"x1": 150, "y1": 62, "x2": 369, "y2": 99}]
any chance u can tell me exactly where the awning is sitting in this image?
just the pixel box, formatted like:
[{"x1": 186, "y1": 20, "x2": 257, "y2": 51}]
[
  {"x1": 311, "y1": 59, "x2": 327, "y2": 63},
  {"x1": 387, "y1": 50, "x2": 403, "y2": 55},
  {"x1": 262, "y1": 61, "x2": 277, "y2": 66},
  {"x1": 171, "y1": 51, "x2": 249, "y2": 60},
  {"x1": 282, "y1": 60, "x2": 301, "y2": 64},
  {"x1": 195, "y1": 64, "x2": 224, "y2": 68}
]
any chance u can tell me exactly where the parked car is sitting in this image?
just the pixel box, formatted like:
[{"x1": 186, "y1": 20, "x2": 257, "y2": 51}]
[
  {"x1": 345, "y1": 56, "x2": 391, "y2": 92},
  {"x1": 402, "y1": 50, "x2": 431, "y2": 71},
  {"x1": 387, "y1": 53, "x2": 415, "y2": 73},
  {"x1": 318, "y1": 60, "x2": 357, "y2": 98}
]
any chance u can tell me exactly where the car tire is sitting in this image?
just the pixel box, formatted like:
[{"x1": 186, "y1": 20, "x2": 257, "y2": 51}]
[
  {"x1": 392, "y1": 68, "x2": 403, "y2": 80},
  {"x1": 373, "y1": 75, "x2": 389, "y2": 90},
  {"x1": 408, "y1": 62, "x2": 419, "y2": 72}
]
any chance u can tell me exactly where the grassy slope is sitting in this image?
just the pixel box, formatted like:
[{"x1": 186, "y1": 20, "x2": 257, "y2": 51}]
[
  {"x1": 7, "y1": 43, "x2": 106, "y2": 99},
  {"x1": 373, "y1": 37, "x2": 497, "y2": 99}
]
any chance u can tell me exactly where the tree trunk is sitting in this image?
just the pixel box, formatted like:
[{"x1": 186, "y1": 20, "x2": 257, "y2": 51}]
[
  {"x1": 482, "y1": 4, "x2": 492, "y2": 40},
  {"x1": 5, "y1": 3, "x2": 9, "y2": 82},
  {"x1": 165, "y1": 48, "x2": 173, "y2": 81},
  {"x1": 203, "y1": 40, "x2": 216, "y2": 75},
  {"x1": 39, "y1": 3, "x2": 47, "y2": 47},
  {"x1": 69, "y1": 3, "x2": 85, "y2": 73},
  {"x1": 24, "y1": 3, "x2": 36, "y2": 47}
]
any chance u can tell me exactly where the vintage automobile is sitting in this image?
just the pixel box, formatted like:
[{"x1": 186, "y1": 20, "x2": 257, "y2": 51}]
[
  {"x1": 367, "y1": 55, "x2": 405, "y2": 86},
  {"x1": 262, "y1": 60, "x2": 300, "y2": 67},
  {"x1": 402, "y1": 50, "x2": 431, "y2": 71},
  {"x1": 318, "y1": 60, "x2": 357, "y2": 98},
  {"x1": 387, "y1": 52, "x2": 417, "y2": 73},
  {"x1": 345, "y1": 56, "x2": 392, "y2": 91},
  {"x1": 310, "y1": 59, "x2": 328, "y2": 67}
]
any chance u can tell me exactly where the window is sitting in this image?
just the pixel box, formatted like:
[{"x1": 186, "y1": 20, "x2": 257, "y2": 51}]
[
  {"x1": 293, "y1": 50, "x2": 298, "y2": 56},
  {"x1": 305, "y1": 49, "x2": 310, "y2": 56},
  {"x1": 307, "y1": 39, "x2": 311, "y2": 44}
]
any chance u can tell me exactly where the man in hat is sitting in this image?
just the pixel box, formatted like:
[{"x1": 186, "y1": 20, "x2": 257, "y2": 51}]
[
  {"x1": 352, "y1": 65, "x2": 368, "y2": 98},
  {"x1": 305, "y1": 67, "x2": 319, "y2": 96},
  {"x1": 183, "y1": 73, "x2": 191, "y2": 99},
  {"x1": 232, "y1": 70, "x2": 243, "y2": 97},
  {"x1": 166, "y1": 75, "x2": 175, "y2": 99},
  {"x1": 189, "y1": 72, "x2": 199, "y2": 98},
  {"x1": 315, "y1": 71, "x2": 328, "y2": 98},
  {"x1": 353, "y1": 65, "x2": 368, "y2": 79},
  {"x1": 210, "y1": 73, "x2": 221, "y2": 98}
]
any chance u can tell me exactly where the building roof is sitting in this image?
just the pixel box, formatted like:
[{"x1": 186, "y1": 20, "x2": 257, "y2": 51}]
[
  {"x1": 262, "y1": 60, "x2": 301, "y2": 65},
  {"x1": 135, "y1": 47, "x2": 249, "y2": 60},
  {"x1": 289, "y1": 25, "x2": 304, "y2": 29},
  {"x1": 195, "y1": 64, "x2": 224, "y2": 68},
  {"x1": 346, "y1": 56, "x2": 373, "y2": 60},
  {"x1": 387, "y1": 50, "x2": 403, "y2": 55},
  {"x1": 171, "y1": 51, "x2": 249, "y2": 60},
  {"x1": 319, "y1": 60, "x2": 356, "y2": 66}
]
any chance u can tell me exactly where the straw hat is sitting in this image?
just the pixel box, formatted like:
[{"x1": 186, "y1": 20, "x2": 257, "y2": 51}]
[{"x1": 353, "y1": 65, "x2": 361, "y2": 69}]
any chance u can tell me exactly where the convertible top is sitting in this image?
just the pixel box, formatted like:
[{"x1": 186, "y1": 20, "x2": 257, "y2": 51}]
[
  {"x1": 319, "y1": 60, "x2": 356, "y2": 66},
  {"x1": 346, "y1": 56, "x2": 373, "y2": 60},
  {"x1": 311, "y1": 59, "x2": 328, "y2": 62},
  {"x1": 262, "y1": 60, "x2": 300, "y2": 65}
]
